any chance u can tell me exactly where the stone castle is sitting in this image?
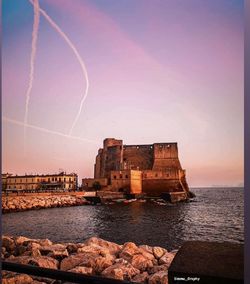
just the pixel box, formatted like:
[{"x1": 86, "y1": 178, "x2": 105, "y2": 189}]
[{"x1": 83, "y1": 138, "x2": 190, "y2": 200}]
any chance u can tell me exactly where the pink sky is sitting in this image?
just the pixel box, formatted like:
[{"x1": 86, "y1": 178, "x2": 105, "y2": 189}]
[{"x1": 2, "y1": 0, "x2": 244, "y2": 187}]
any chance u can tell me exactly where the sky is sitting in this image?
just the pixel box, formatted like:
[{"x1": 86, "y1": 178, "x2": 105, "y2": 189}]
[{"x1": 2, "y1": 0, "x2": 244, "y2": 187}]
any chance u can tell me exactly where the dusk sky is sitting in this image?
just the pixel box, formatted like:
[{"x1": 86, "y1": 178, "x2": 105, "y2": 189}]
[{"x1": 2, "y1": 0, "x2": 244, "y2": 187}]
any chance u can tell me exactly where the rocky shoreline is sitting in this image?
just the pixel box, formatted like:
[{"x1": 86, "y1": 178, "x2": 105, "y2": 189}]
[
  {"x1": 2, "y1": 195, "x2": 89, "y2": 213},
  {"x1": 2, "y1": 235, "x2": 177, "y2": 284}
]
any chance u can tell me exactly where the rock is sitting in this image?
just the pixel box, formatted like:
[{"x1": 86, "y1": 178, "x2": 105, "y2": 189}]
[
  {"x1": 158, "y1": 252, "x2": 175, "y2": 266},
  {"x1": 138, "y1": 247, "x2": 155, "y2": 261},
  {"x1": 40, "y1": 244, "x2": 69, "y2": 260},
  {"x1": 8, "y1": 256, "x2": 31, "y2": 265},
  {"x1": 77, "y1": 245, "x2": 111, "y2": 258},
  {"x1": 101, "y1": 258, "x2": 140, "y2": 281},
  {"x1": 148, "y1": 271, "x2": 168, "y2": 284},
  {"x1": 84, "y1": 237, "x2": 122, "y2": 255},
  {"x1": 93, "y1": 256, "x2": 114, "y2": 274},
  {"x1": 2, "y1": 236, "x2": 15, "y2": 252},
  {"x1": 131, "y1": 253, "x2": 154, "y2": 271},
  {"x1": 139, "y1": 245, "x2": 153, "y2": 254},
  {"x1": 102, "y1": 268, "x2": 124, "y2": 280},
  {"x1": 69, "y1": 266, "x2": 93, "y2": 275},
  {"x1": 23, "y1": 239, "x2": 52, "y2": 247},
  {"x1": 60, "y1": 253, "x2": 97, "y2": 271},
  {"x1": 65, "y1": 243, "x2": 78, "y2": 254},
  {"x1": 119, "y1": 242, "x2": 139, "y2": 261},
  {"x1": 1, "y1": 273, "x2": 34, "y2": 284},
  {"x1": 132, "y1": 271, "x2": 149, "y2": 283},
  {"x1": 153, "y1": 247, "x2": 167, "y2": 259},
  {"x1": 28, "y1": 256, "x2": 59, "y2": 269},
  {"x1": 15, "y1": 236, "x2": 31, "y2": 245},
  {"x1": 15, "y1": 245, "x2": 27, "y2": 256},
  {"x1": 148, "y1": 264, "x2": 169, "y2": 274}
]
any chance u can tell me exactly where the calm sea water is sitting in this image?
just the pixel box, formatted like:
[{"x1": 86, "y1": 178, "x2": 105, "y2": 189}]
[{"x1": 2, "y1": 188, "x2": 244, "y2": 250}]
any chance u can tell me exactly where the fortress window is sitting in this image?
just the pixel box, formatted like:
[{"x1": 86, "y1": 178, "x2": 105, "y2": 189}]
[{"x1": 114, "y1": 175, "x2": 117, "y2": 179}]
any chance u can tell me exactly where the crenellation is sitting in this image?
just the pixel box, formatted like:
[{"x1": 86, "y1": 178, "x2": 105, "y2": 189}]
[{"x1": 87, "y1": 138, "x2": 189, "y2": 198}]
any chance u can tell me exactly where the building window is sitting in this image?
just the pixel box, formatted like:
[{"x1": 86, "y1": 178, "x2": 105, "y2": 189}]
[
  {"x1": 48, "y1": 178, "x2": 50, "y2": 182},
  {"x1": 69, "y1": 178, "x2": 72, "y2": 182},
  {"x1": 32, "y1": 178, "x2": 33, "y2": 182},
  {"x1": 55, "y1": 178, "x2": 57, "y2": 181},
  {"x1": 120, "y1": 174, "x2": 122, "y2": 179},
  {"x1": 114, "y1": 175, "x2": 117, "y2": 179},
  {"x1": 155, "y1": 173, "x2": 158, "y2": 177},
  {"x1": 125, "y1": 175, "x2": 128, "y2": 179},
  {"x1": 38, "y1": 179, "x2": 40, "y2": 182},
  {"x1": 64, "y1": 178, "x2": 66, "y2": 182},
  {"x1": 52, "y1": 178, "x2": 54, "y2": 181},
  {"x1": 20, "y1": 179, "x2": 22, "y2": 182},
  {"x1": 59, "y1": 178, "x2": 61, "y2": 182}
]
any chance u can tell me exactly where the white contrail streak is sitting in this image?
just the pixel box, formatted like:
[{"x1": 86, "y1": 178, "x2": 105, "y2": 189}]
[
  {"x1": 29, "y1": 0, "x2": 89, "y2": 136},
  {"x1": 24, "y1": 0, "x2": 40, "y2": 155},
  {"x1": 24, "y1": 0, "x2": 40, "y2": 126},
  {"x1": 3, "y1": 117, "x2": 97, "y2": 144}
]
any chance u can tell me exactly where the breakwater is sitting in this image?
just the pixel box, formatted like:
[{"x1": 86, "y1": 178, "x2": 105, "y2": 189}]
[
  {"x1": 2, "y1": 235, "x2": 177, "y2": 284},
  {"x1": 2, "y1": 194, "x2": 88, "y2": 213}
]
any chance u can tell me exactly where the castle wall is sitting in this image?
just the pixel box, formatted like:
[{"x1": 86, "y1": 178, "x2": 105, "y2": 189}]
[
  {"x1": 123, "y1": 145, "x2": 153, "y2": 170},
  {"x1": 93, "y1": 138, "x2": 189, "y2": 197},
  {"x1": 130, "y1": 170, "x2": 142, "y2": 194},
  {"x1": 152, "y1": 143, "x2": 182, "y2": 171},
  {"x1": 109, "y1": 170, "x2": 142, "y2": 194}
]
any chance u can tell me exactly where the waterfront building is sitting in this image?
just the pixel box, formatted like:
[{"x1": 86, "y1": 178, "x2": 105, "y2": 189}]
[
  {"x1": 2, "y1": 172, "x2": 78, "y2": 191},
  {"x1": 82, "y1": 138, "x2": 190, "y2": 199}
]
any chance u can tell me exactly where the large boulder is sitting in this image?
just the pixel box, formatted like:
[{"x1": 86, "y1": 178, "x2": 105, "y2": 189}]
[
  {"x1": 132, "y1": 271, "x2": 149, "y2": 283},
  {"x1": 77, "y1": 245, "x2": 112, "y2": 258},
  {"x1": 101, "y1": 258, "x2": 140, "y2": 281},
  {"x1": 69, "y1": 266, "x2": 93, "y2": 275},
  {"x1": 39, "y1": 244, "x2": 69, "y2": 260},
  {"x1": 148, "y1": 271, "x2": 168, "y2": 284},
  {"x1": 93, "y1": 255, "x2": 114, "y2": 274},
  {"x1": 60, "y1": 253, "x2": 97, "y2": 271},
  {"x1": 83, "y1": 237, "x2": 122, "y2": 255},
  {"x1": 1, "y1": 272, "x2": 34, "y2": 284},
  {"x1": 148, "y1": 264, "x2": 169, "y2": 274},
  {"x1": 2, "y1": 236, "x2": 15, "y2": 253},
  {"x1": 139, "y1": 245, "x2": 153, "y2": 254},
  {"x1": 153, "y1": 247, "x2": 167, "y2": 259},
  {"x1": 15, "y1": 236, "x2": 31, "y2": 246},
  {"x1": 119, "y1": 242, "x2": 139, "y2": 261},
  {"x1": 131, "y1": 253, "x2": 154, "y2": 271},
  {"x1": 158, "y1": 252, "x2": 175, "y2": 266},
  {"x1": 28, "y1": 256, "x2": 59, "y2": 269}
]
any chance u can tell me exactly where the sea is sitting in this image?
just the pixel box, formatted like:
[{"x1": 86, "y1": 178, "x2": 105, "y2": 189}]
[{"x1": 2, "y1": 187, "x2": 244, "y2": 250}]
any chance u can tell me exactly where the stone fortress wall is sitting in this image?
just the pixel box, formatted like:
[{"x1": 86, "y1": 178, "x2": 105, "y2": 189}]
[{"x1": 90, "y1": 138, "x2": 189, "y2": 197}]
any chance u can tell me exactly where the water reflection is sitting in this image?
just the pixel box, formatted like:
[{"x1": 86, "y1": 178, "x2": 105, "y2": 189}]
[{"x1": 2, "y1": 188, "x2": 244, "y2": 250}]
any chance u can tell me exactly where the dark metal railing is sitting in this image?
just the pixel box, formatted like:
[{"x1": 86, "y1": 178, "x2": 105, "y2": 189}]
[{"x1": 2, "y1": 261, "x2": 135, "y2": 284}]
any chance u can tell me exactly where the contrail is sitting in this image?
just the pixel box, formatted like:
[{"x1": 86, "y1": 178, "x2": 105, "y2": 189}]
[
  {"x1": 29, "y1": 0, "x2": 89, "y2": 136},
  {"x1": 24, "y1": 0, "x2": 40, "y2": 153},
  {"x1": 3, "y1": 117, "x2": 97, "y2": 144}
]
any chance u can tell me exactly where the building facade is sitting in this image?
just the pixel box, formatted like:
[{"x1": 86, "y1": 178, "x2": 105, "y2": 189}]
[
  {"x1": 83, "y1": 138, "x2": 189, "y2": 197},
  {"x1": 3, "y1": 172, "x2": 78, "y2": 191}
]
